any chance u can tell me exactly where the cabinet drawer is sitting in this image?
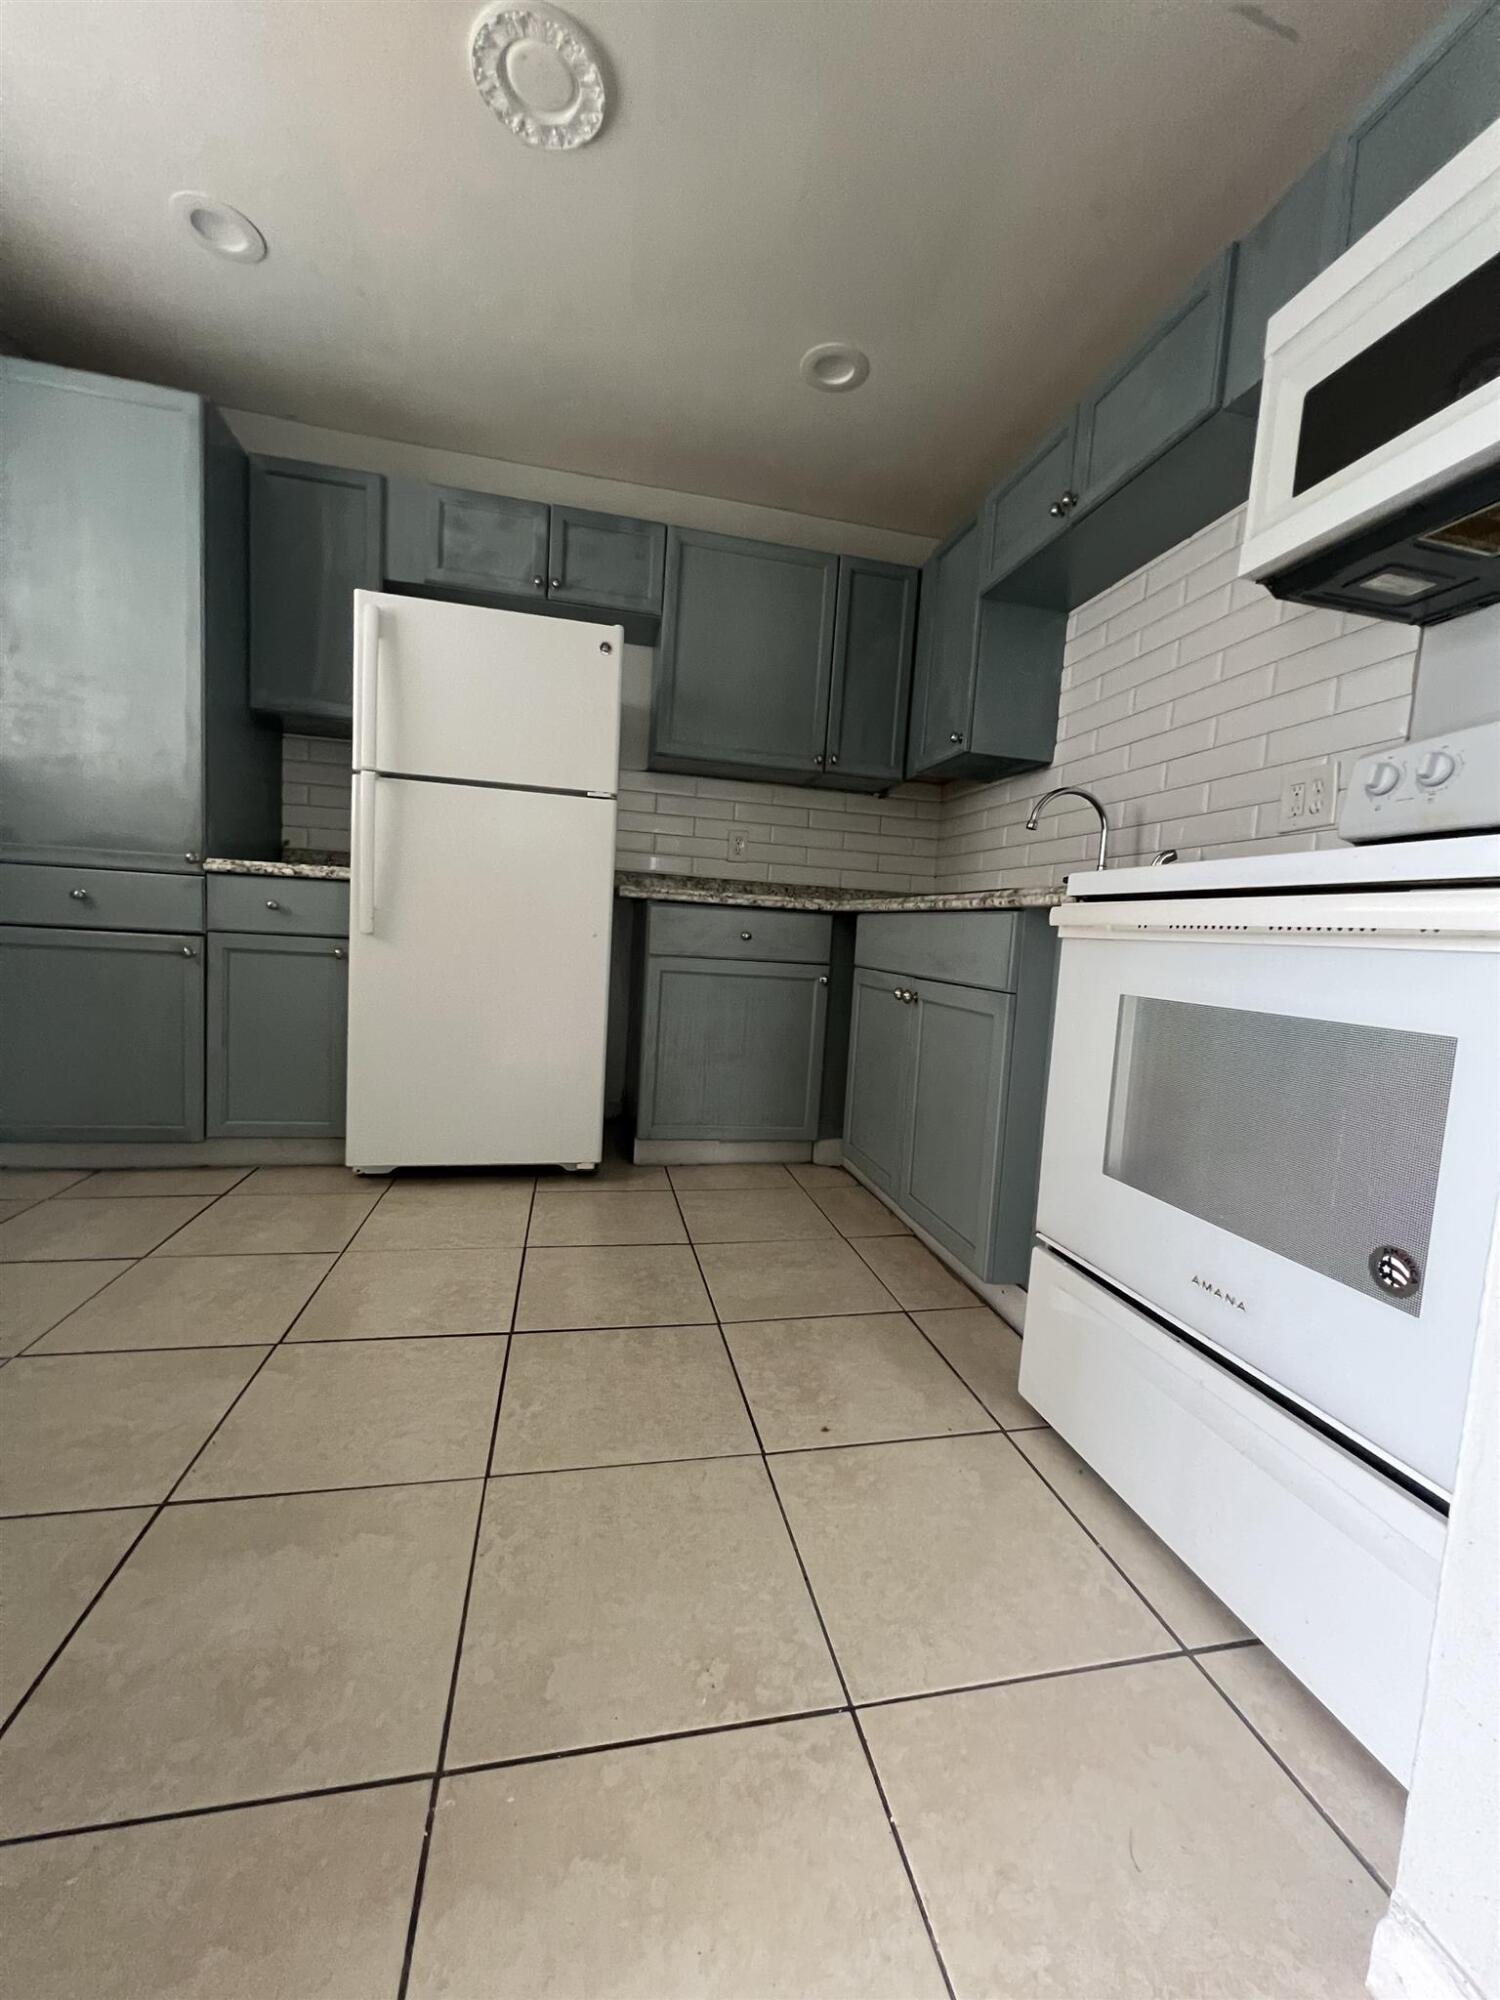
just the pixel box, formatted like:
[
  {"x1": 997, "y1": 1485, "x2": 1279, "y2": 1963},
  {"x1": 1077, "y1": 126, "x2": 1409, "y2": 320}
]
[
  {"x1": 207, "y1": 873, "x2": 349, "y2": 937},
  {"x1": 646, "y1": 903, "x2": 832, "y2": 964},
  {"x1": 0, "y1": 864, "x2": 204, "y2": 934},
  {"x1": 855, "y1": 911, "x2": 1018, "y2": 991}
]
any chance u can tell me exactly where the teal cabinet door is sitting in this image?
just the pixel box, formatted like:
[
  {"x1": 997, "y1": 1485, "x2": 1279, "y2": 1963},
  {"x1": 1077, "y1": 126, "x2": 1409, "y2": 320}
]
[
  {"x1": 905, "y1": 521, "x2": 980, "y2": 778},
  {"x1": 983, "y1": 419, "x2": 1079, "y2": 582},
  {"x1": 651, "y1": 530, "x2": 838, "y2": 782},
  {"x1": 1073, "y1": 251, "x2": 1234, "y2": 515},
  {"x1": 1225, "y1": 152, "x2": 1343, "y2": 410},
  {"x1": 0, "y1": 363, "x2": 245, "y2": 873},
  {"x1": 0, "y1": 926, "x2": 205, "y2": 1143},
  {"x1": 249, "y1": 457, "x2": 383, "y2": 726},
  {"x1": 206, "y1": 932, "x2": 348, "y2": 1139},
  {"x1": 901, "y1": 976, "x2": 1014, "y2": 1270},
  {"x1": 1334, "y1": 0, "x2": 1500, "y2": 248},
  {"x1": 842, "y1": 968, "x2": 915, "y2": 1195},
  {"x1": 547, "y1": 507, "x2": 666, "y2": 616},
  {"x1": 823, "y1": 557, "x2": 917, "y2": 788},
  {"x1": 636, "y1": 956, "x2": 828, "y2": 1142},
  {"x1": 385, "y1": 479, "x2": 547, "y2": 598}
]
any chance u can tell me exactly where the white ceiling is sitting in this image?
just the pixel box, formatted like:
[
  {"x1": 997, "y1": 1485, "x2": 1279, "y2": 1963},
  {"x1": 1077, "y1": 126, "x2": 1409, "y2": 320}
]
[{"x1": 0, "y1": 0, "x2": 1452, "y2": 537}]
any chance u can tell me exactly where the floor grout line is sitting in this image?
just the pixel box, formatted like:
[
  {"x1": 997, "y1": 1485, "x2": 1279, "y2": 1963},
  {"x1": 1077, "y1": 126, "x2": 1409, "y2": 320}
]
[
  {"x1": 392, "y1": 1170, "x2": 534, "y2": 2000},
  {"x1": 664, "y1": 1172, "x2": 960, "y2": 2000},
  {"x1": 1183, "y1": 1649, "x2": 1393, "y2": 1892},
  {"x1": 0, "y1": 1181, "x2": 393, "y2": 1742}
]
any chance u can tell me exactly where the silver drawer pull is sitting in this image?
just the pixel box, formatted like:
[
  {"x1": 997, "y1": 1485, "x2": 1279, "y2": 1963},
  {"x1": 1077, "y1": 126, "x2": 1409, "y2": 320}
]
[
  {"x1": 332, "y1": 947, "x2": 346, "y2": 959},
  {"x1": 181, "y1": 945, "x2": 196, "y2": 958},
  {"x1": 265, "y1": 898, "x2": 281, "y2": 911},
  {"x1": 739, "y1": 930, "x2": 752, "y2": 941},
  {"x1": 69, "y1": 887, "x2": 89, "y2": 901}
]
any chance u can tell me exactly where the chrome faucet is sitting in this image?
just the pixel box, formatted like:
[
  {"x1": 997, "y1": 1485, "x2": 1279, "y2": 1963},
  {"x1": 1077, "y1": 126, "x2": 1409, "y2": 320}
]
[{"x1": 1026, "y1": 786, "x2": 1110, "y2": 871}]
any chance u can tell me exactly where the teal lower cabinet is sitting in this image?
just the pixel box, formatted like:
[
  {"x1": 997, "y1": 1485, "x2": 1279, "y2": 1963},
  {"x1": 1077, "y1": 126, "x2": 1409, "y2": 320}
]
[
  {"x1": 843, "y1": 910, "x2": 1057, "y2": 1285},
  {"x1": 843, "y1": 968, "x2": 915, "y2": 1194},
  {"x1": 206, "y1": 931, "x2": 348, "y2": 1140},
  {"x1": 630, "y1": 904, "x2": 831, "y2": 1144},
  {"x1": 0, "y1": 925, "x2": 205, "y2": 1143}
]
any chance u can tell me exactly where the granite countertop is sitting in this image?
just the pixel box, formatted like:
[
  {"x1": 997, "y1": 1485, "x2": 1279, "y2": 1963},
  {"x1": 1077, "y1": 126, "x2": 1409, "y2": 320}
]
[
  {"x1": 204, "y1": 858, "x2": 1060, "y2": 909},
  {"x1": 614, "y1": 871, "x2": 1063, "y2": 912},
  {"x1": 204, "y1": 857, "x2": 352, "y2": 881}
]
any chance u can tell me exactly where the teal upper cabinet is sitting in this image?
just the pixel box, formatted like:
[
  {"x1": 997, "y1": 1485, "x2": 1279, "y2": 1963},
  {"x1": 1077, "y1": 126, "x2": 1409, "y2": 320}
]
[
  {"x1": 547, "y1": 506, "x2": 666, "y2": 617},
  {"x1": 1333, "y1": 0, "x2": 1500, "y2": 249},
  {"x1": 248, "y1": 456, "x2": 383, "y2": 728},
  {"x1": 386, "y1": 482, "x2": 665, "y2": 620},
  {"x1": 1073, "y1": 250, "x2": 1234, "y2": 515},
  {"x1": 386, "y1": 479, "x2": 547, "y2": 597},
  {"x1": 823, "y1": 557, "x2": 917, "y2": 789},
  {"x1": 906, "y1": 522, "x2": 980, "y2": 776},
  {"x1": 1224, "y1": 153, "x2": 1342, "y2": 410},
  {"x1": 983, "y1": 419, "x2": 1079, "y2": 582},
  {"x1": 651, "y1": 529, "x2": 838, "y2": 782},
  {"x1": 0, "y1": 359, "x2": 279, "y2": 873}
]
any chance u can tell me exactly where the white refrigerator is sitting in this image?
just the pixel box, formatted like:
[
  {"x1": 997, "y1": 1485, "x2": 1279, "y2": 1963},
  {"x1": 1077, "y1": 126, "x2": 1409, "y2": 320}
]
[{"x1": 344, "y1": 590, "x2": 622, "y2": 1172}]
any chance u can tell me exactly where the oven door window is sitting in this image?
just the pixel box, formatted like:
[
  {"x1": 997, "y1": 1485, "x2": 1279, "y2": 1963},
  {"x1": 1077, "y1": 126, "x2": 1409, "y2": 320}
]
[{"x1": 1103, "y1": 997, "x2": 1456, "y2": 1314}]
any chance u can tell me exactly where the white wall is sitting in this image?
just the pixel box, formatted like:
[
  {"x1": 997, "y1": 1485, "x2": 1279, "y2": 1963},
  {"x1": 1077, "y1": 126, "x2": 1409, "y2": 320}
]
[{"x1": 938, "y1": 505, "x2": 1420, "y2": 889}]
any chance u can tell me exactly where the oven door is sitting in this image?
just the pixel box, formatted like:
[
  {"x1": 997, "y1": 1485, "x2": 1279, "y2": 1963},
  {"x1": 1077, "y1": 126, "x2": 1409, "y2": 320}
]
[{"x1": 1036, "y1": 890, "x2": 1500, "y2": 1497}]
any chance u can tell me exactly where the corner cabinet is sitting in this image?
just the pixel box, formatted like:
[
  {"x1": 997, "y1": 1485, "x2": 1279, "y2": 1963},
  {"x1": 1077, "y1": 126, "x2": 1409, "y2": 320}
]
[
  {"x1": 905, "y1": 524, "x2": 1064, "y2": 783},
  {"x1": 630, "y1": 905, "x2": 832, "y2": 1144},
  {"x1": 843, "y1": 910, "x2": 1057, "y2": 1284},
  {"x1": 248, "y1": 457, "x2": 384, "y2": 728},
  {"x1": 651, "y1": 530, "x2": 918, "y2": 791}
]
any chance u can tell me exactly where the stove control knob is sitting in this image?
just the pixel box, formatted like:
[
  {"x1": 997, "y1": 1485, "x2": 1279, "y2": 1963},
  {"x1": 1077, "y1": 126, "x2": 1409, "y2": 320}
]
[
  {"x1": 1363, "y1": 759, "x2": 1403, "y2": 798},
  {"x1": 1415, "y1": 749, "x2": 1457, "y2": 790}
]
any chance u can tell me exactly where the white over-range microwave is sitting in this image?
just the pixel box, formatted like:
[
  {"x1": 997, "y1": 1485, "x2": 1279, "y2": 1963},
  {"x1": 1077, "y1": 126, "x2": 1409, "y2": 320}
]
[{"x1": 1240, "y1": 114, "x2": 1500, "y2": 625}]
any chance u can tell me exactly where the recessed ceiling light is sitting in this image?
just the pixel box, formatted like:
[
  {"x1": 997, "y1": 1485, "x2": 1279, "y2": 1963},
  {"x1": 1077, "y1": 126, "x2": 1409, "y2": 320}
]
[
  {"x1": 169, "y1": 191, "x2": 267, "y2": 264},
  {"x1": 471, "y1": 5, "x2": 608, "y2": 151},
  {"x1": 800, "y1": 343, "x2": 870, "y2": 393}
]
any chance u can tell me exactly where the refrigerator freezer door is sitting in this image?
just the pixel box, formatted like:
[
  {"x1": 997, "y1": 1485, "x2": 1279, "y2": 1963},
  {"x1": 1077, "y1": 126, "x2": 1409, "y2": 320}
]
[
  {"x1": 353, "y1": 590, "x2": 621, "y2": 794},
  {"x1": 345, "y1": 775, "x2": 615, "y2": 1168}
]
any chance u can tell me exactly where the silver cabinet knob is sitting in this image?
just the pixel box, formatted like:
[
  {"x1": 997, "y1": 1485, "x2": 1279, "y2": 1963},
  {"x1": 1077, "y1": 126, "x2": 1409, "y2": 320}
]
[
  {"x1": 892, "y1": 986, "x2": 903, "y2": 1000},
  {"x1": 1047, "y1": 490, "x2": 1078, "y2": 519},
  {"x1": 948, "y1": 732, "x2": 963, "y2": 744},
  {"x1": 69, "y1": 887, "x2": 89, "y2": 900},
  {"x1": 265, "y1": 898, "x2": 281, "y2": 910},
  {"x1": 818, "y1": 975, "x2": 828, "y2": 985},
  {"x1": 740, "y1": 930, "x2": 752, "y2": 941},
  {"x1": 531, "y1": 575, "x2": 544, "y2": 588},
  {"x1": 813, "y1": 754, "x2": 825, "y2": 767},
  {"x1": 180, "y1": 945, "x2": 195, "y2": 958},
  {"x1": 829, "y1": 754, "x2": 838, "y2": 766},
  {"x1": 332, "y1": 947, "x2": 346, "y2": 959},
  {"x1": 184, "y1": 851, "x2": 199, "y2": 863},
  {"x1": 549, "y1": 577, "x2": 561, "y2": 589}
]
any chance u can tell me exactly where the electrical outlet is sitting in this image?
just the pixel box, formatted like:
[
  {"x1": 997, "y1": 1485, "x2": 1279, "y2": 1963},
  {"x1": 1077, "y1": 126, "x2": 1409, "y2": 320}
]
[
  {"x1": 1279, "y1": 758, "x2": 1340, "y2": 831},
  {"x1": 729, "y1": 830, "x2": 749, "y2": 860}
]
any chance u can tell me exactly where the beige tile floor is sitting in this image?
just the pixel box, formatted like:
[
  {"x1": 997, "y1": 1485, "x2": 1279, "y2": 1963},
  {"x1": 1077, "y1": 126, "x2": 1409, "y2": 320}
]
[{"x1": 0, "y1": 1157, "x2": 1406, "y2": 1998}]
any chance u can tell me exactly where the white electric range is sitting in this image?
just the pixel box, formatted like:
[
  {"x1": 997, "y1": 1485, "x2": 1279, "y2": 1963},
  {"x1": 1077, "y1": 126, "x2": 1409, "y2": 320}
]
[{"x1": 1019, "y1": 833, "x2": 1500, "y2": 1783}]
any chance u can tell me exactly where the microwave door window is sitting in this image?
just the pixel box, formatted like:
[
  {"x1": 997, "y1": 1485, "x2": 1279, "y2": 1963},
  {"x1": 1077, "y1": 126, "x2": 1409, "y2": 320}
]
[
  {"x1": 1102, "y1": 997, "x2": 1457, "y2": 1315},
  {"x1": 1293, "y1": 251, "x2": 1500, "y2": 495}
]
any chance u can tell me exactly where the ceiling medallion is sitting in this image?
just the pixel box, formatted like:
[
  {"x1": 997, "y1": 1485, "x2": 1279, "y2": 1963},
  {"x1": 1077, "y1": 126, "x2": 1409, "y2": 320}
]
[{"x1": 470, "y1": 6, "x2": 608, "y2": 151}]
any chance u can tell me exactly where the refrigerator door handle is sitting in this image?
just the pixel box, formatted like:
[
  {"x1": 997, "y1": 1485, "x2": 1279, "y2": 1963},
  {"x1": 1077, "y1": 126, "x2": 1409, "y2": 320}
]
[
  {"x1": 355, "y1": 596, "x2": 381, "y2": 772},
  {"x1": 355, "y1": 770, "x2": 378, "y2": 934}
]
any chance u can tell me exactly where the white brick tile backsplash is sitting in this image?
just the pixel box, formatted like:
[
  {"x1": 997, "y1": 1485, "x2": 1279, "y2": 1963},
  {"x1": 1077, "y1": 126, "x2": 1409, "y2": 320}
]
[
  {"x1": 282, "y1": 507, "x2": 1422, "y2": 895},
  {"x1": 934, "y1": 506, "x2": 1423, "y2": 885}
]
